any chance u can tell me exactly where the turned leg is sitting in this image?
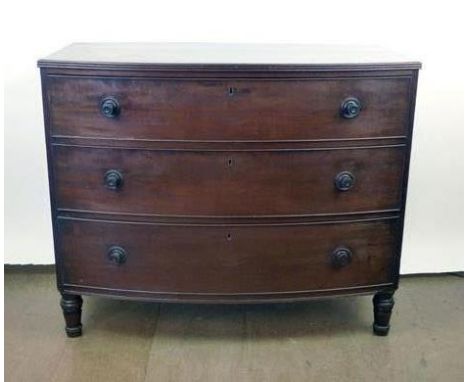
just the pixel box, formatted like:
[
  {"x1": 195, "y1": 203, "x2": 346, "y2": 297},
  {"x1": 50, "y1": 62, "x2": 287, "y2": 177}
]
[
  {"x1": 60, "y1": 294, "x2": 83, "y2": 337},
  {"x1": 373, "y1": 290, "x2": 395, "y2": 336}
]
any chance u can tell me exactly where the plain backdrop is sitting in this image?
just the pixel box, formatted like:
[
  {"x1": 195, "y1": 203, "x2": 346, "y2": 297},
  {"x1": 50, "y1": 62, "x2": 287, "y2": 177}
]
[{"x1": 3, "y1": 0, "x2": 464, "y2": 273}]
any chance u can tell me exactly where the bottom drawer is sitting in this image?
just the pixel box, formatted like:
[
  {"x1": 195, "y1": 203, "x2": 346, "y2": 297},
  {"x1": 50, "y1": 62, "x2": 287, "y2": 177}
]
[{"x1": 57, "y1": 217, "x2": 398, "y2": 295}]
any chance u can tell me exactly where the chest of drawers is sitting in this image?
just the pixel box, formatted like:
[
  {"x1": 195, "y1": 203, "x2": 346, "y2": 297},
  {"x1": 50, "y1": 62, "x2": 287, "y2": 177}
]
[{"x1": 38, "y1": 43, "x2": 420, "y2": 337}]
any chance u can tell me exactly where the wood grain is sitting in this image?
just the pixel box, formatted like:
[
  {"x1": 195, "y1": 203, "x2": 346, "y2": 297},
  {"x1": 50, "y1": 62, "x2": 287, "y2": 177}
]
[
  {"x1": 47, "y1": 76, "x2": 411, "y2": 141},
  {"x1": 53, "y1": 145, "x2": 406, "y2": 216},
  {"x1": 38, "y1": 46, "x2": 420, "y2": 336},
  {"x1": 57, "y1": 217, "x2": 398, "y2": 295}
]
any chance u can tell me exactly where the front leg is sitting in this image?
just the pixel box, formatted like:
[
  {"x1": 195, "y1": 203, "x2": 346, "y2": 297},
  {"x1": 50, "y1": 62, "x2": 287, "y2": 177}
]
[
  {"x1": 60, "y1": 293, "x2": 83, "y2": 337},
  {"x1": 373, "y1": 290, "x2": 395, "y2": 336}
]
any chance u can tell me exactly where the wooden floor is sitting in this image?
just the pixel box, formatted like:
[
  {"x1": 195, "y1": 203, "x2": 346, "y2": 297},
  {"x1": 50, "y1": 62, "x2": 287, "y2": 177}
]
[{"x1": 4, "y1": 270, "x2": 463, "y2": 382}]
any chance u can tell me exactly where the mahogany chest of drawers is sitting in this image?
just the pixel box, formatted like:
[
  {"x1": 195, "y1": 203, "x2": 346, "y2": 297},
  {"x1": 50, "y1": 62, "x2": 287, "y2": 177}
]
[{"x1": 38, "y1": 43, "x2": 420, "y2": 337}]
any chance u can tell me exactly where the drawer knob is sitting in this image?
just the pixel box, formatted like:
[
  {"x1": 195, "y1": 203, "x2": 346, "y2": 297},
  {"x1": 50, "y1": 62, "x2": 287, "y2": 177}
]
[
  {"x1": 335, "y1": 171, "x2": 355, "y2": 191},
  {"x1": 331, "y1": 247, "x2": 353, "y2": 268},
  {"x1": 104, "y1": 169, "x2": 123, "y2": 190},
  {"x1": 340, "y1": 97, "x2": 361, "y2": 119},
  {"x1": 100, "y1": 96, "x2": 120, "y2": 118},
  {"x1": 108, "y1": 246, "x2": 127, "y2": 265}
]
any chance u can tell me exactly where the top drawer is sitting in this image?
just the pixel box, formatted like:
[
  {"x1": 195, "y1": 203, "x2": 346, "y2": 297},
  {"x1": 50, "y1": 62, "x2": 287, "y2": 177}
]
[{"x1": 46, "y1": 76, "x2": 411, "y2": 141}]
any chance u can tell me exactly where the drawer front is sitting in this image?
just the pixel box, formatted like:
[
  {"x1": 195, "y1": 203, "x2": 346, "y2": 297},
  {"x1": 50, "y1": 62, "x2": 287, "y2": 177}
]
[
  {"x1": 58, "y1": 218, "x2": 397, "y2": 294},
  {"x1": 47, "y1": 76, "x2": 411, "y2": 141},
  {"x1": 53, "y1": 146, "x2": 406, "y2": 216}
]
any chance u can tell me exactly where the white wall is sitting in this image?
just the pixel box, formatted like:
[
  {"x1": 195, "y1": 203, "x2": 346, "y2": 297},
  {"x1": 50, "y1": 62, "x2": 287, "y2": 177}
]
[{"x1": 3, "y1": 0, "x2": 464, "y2": 272}]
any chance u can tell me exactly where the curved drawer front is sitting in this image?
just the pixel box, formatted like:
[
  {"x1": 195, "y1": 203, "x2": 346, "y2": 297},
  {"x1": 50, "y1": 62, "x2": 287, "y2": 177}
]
[
  {"x1": 53, "y1": 145, "x2": 406, "y2": 216},
  {"x1": 58, "y1": 218, "x2": 397, "y2": 294},
  {"x1": 48, "y1": 76, "x2": 411, "y2": 141}
]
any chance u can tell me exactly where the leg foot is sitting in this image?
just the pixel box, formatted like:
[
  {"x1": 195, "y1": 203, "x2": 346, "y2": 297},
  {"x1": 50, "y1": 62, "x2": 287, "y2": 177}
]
[
  {"x1": 60, "y1": 294, "x2": 83, "y2": 337},
  {"x1": 373, "y1": 290, "x2": 395, "y2": 336}
]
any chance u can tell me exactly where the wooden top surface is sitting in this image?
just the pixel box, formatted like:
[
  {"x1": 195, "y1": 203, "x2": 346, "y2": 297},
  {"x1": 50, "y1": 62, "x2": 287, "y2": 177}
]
[{"x1": 38, "y1": 43, "x2": 421, "y2": 71}]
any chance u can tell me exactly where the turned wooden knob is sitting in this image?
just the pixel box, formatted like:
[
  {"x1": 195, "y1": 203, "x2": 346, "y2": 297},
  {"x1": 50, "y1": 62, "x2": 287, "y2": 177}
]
[
  {"x1": 335, "y1": 171, "x2": 355, "y2": 191},
  {"x1": 340, "y1": 97, "x2": 361, "y2": 119},
  {"x1": 104, "y1": 169, "x2": 123, "y2": 190},
  {"x1": 331, "y1": 247, "x2": 353, "y2": 268},
  {"x1": 107, "y1": 246, "x2": 127, "y2": 265},
  {"x1": 100, "y1": 96, "x2": 120, "y2": 118}
]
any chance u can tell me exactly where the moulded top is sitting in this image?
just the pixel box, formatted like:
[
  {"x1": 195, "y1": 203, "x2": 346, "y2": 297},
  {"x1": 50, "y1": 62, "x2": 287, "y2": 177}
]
[{"x1": 38, "y1": 43, "x2": 421, "y2": 71}]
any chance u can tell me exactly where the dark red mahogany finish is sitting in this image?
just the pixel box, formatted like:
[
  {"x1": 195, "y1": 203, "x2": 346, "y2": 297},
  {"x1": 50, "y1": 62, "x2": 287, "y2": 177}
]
[
  {"x1": 53, "y1": 145, "x2": 406, "y2": 216},
  {"x1": 57, "y1": 218, "x2": 398, "y2": 294},
  {"x1": 38, "y1": 43, "x2": 420, "y2": 337},
  {"x1": 47, "y1": 76, "x2": 411, "y2": 141}
]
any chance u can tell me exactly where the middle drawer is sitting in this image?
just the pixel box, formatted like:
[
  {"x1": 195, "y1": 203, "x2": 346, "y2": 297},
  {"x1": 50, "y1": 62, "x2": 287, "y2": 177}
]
[{"x1": 53, "y1": 145, "x2": 405, "y2": 216}]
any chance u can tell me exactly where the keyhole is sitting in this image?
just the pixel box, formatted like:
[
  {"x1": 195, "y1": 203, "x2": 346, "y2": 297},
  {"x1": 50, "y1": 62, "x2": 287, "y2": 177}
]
[
  {"x1": 226, "y1": 233, "x2": 232, "y2": 241},
  {"x1": 227, "y1": 158, "x2": 233, "y2": 167},
  {"x1": 228, "y1": 87, "x2": 236, "y2": 96}
]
